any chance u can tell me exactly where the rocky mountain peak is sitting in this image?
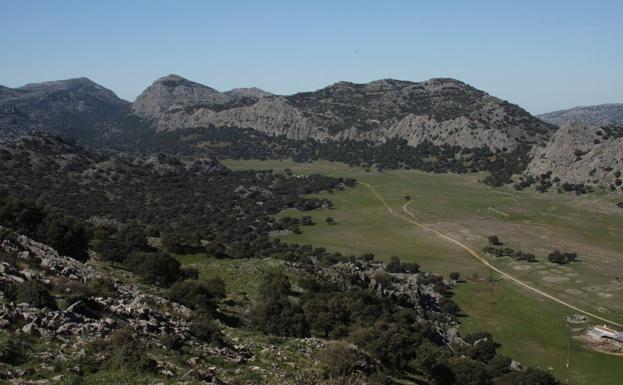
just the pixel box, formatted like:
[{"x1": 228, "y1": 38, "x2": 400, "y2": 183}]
[{"x1": 0, "y1": 78, "x2": 130, "y2": 139}]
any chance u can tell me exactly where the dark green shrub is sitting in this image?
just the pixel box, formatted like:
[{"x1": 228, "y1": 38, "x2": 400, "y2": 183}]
[
  {"x1": 0, "y1": 331, "x2": 27, "y2": 365},
  {"x1": 106, "y1": 328, "x2": 157, "y2": 373},
  {"x1": 16, "y1": 280, "x2": 57, "y2": 309},
  {"x1": 258, "y1": 271, "x2": 291, "y2": 298},
  {"x1": 166, "y1": 279, "x2": 224, "y2": 312},
  {"x1": 251, "y1": 296, "x2": 309, "y2": 338},
  {"x1": 188, "y1": 312, "x2": 223, "y2": 345},
  {"x1": 125, "y1": 253, "x2": 184, "y2": 287},
  {"x1": 316, "y1": 341, "x2": 374, "y2": 378}
]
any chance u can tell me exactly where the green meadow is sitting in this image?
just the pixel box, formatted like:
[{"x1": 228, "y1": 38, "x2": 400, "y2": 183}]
[{"x1": 223, "y1": 159, "x2": 623, "y2": 385}]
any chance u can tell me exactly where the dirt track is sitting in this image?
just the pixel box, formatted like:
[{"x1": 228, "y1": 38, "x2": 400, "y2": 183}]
[{"x1": 360, "y1": 182, "x2": 623, "y2": 328}]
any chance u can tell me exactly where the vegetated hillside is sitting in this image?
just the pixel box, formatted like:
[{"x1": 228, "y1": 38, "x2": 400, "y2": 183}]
[
  {"x1": 132, "y1": 75, "x2": 556, "y2": 150},
  {"x1": 538, "y1": 103, "x2": 623, "y2": 126},
  {"x1": 0, "y1": 78, "x2": 130, "y2": 138},
  {"x1": 520, "y1": 123, "x2": 623, "y2": 192},
  {"x1": 0, "y1": 165, "x2": 561, "y2": 384}
]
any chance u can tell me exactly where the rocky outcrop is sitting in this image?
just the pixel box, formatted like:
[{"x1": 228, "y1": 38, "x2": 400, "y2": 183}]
[
  {"x1": 0, "y1": 228, "x2": 246, "y2": 382},
  {"x1": 539, "y1": 103, "x2": 623, "y2": 126},
  {"x1": 298, "y1": 259, "x2": 463, "y2": 346},
  {"x1": 133, "y1": 76, "x2": 556, "y2": 151},
  {"x1": 524, "y1": 123, "x2": 623, "y2": 189},
  {"x1": 0, "y1": 78, "x2": 130, "y2": 138}
]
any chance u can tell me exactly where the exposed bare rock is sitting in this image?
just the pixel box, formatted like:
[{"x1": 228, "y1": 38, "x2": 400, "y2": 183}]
[{"x1": 525, "y1": 123, "x2": 623, "y2": 189}]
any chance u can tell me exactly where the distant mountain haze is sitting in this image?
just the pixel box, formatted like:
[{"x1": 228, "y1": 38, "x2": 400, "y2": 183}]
[{"x1": 538, "y1": 104, "x2": 623, "y2": 126}]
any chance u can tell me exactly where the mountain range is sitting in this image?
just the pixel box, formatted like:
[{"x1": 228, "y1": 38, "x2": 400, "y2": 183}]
[{"x1": 0, "y1": 74, "x2": 621, "y2": 190}]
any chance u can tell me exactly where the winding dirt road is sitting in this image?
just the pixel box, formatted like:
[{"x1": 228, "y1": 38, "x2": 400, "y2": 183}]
[{"x1": 359, "y1": 182, "x2": 623, "y2": 328}]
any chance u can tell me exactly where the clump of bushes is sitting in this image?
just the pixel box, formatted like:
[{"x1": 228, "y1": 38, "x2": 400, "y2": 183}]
[
  {"x1": 16, "y1": 280, "x2": 57, "y2": 309},
  {"x1": 483, "y1": 236, "x2": 537, "y2": 262},
  {"x1": 385, "y1": 256, "x2": 419, "y2": 273},
  {"x1": 0, "y1": 195, "x2": 90, "y2": 262},
  {"x1": 188, "y1": 312, "x2": 224, "y2": 345},
  {"x1": 0, "y1": 331, "x2": 28, "y2": 365},
  {"x1": 547, "y1": 250, "x2": 578, "y2": 264},
  {"x1": 125, "y1": 253, "x2": 193, "y2": 287},
  {"x1": 166, "y1": 278, "x2": 225, "y2": 313},
  {"x1": 250, "y1": 272, "x2": 309, "y2": 338},
  {"x1": 315, "y1": 341, "x2": 376, "y2": 378}
]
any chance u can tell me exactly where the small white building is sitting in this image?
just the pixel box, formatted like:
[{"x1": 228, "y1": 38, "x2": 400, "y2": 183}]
[{"x1": 588, "y1": 325, "x2": 623, "y2": 343}]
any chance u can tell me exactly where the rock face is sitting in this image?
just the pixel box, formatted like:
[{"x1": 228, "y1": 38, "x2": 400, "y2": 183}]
[
  {"x1": 525, "y1": 123, "x2": 623, "y2": 189},
  {"x1": 132, "y1": 74, "x2": 271, "y2": 118},
  {"x1": 0, "y1": 78, "x2": 130, "y2": 138},
  {"x1": 539, "y1": 104, "x2": 623, "y2": 126},
  {"x1": 133, "y1": 76, "x2": 556, "y2": 150}
]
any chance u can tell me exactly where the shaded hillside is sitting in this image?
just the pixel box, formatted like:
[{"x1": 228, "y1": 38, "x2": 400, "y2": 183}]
[
  {"x1": 0, "y1": 78, "x2": 130, "y2": 138},
  {"x1": 538, "y1": 104, "x2": 623, "y2": 126},
  {"x1": 132, "y1": 76, "x2": 556, "y2": 150}
]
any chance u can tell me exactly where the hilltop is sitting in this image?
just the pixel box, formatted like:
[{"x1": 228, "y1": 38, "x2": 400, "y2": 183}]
[{"x1": 0, "y1": 78, "x2": 130, "y2": 138}]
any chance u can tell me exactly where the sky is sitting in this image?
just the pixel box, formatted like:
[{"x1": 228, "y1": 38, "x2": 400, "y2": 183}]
[{"x1": 0, "y1": 0, "x2": 621, "y2": 114}]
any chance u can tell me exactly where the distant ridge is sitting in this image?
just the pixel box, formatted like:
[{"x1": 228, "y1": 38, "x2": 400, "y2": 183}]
[{"x1": 538, "y1": 103, "x2": 623, "y2": 126}]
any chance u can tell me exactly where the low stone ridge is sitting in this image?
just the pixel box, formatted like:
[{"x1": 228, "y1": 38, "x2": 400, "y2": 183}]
[{"x1": 538, "y1": 103, "x2": 623, "y2": 126}]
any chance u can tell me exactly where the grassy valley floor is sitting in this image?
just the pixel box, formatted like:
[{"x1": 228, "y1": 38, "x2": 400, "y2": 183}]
[{"x1": 223, "y1": 159, "x2": 623, "y2": 385}]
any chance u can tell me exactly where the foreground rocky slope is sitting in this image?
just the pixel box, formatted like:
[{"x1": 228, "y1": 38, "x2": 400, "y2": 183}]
[
  {"x1": 0, "y1": 78, "x2": 130, "y2": 138},
  {"x1": 524, "y1": 123, "x2": 623, "y2": 190},
  {"x1": 133, "y1": 75, "x2": 555, "y2": 150},
  {"x1": 538, "y1": 103, "x2": 623, "y2": 126}
]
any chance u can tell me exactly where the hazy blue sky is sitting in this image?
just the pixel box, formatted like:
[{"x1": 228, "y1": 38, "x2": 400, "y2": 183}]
[{"x1": 1, "y1": 0, "x2": 621, "y2": 113}]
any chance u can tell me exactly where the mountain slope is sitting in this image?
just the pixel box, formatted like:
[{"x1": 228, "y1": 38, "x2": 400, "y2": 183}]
[
  {"x1": 525, "y1": 122, "x2": 623, "y2": 189},
  {"x1": 0, "y1": 78, "x2": 130, "y2": 138},
  {"x1": 538, "y1": 104, "x2": 623, "y2": 126},
  {"x1": 133, "y1": 76, "x2": 556, "y2": 150}
]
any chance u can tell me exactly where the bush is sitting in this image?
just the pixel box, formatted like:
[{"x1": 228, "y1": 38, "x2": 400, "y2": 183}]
[
  {"x1": 258, "y1": 272, "x2": 291, "y2": 298},
  {"x1": 315, "y1": 341, "x2": 374, "y2": 378},
  {"x1": 166, "y1": 279, "x2": 225, "y2": 312},
  {"x1": 547, "y1": 250, "x2": 578, "y2": 265},
  {"x1": 125, "y1": 253, "x2": 185, "y2": 287},
  {"x1": 16, "y1": 280, "x2": 57, "y2": 309},
  {"x1": 351, "y1": 321, "x2": 423, "y2": 371},
  {"x1": 488, "y1": 235, "x2": 502, "y2": 246},
  {"x1": 0, "y1": 331, "x2": 27, "y2": 365},
  {"x1": 251, "y1": 296, "x2": 310, "y2": 338},
  {"x1": 188, "y1": 312, "x2": 223, "y2": 344},
  {"x1": 106, "y1": 328, "x2": 157, "y2": 373}
]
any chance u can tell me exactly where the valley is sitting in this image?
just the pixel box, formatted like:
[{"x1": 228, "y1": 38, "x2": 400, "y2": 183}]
[{"x1": 224, "y1": 159, "x2": 623, "y2": 385}]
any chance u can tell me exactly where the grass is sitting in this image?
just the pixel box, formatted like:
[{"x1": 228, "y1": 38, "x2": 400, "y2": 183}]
[
  {"x1": 223, "y1": 158, "x2": 623, "y2": 385},
  {"x1": 175, "y1": 254, "x2": 288, "y2": 299}
]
